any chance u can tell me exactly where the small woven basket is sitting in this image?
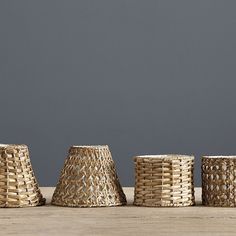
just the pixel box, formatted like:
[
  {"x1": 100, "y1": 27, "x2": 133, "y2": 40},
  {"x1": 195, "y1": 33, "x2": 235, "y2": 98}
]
[
  {"x1": 0, "y1": 144, "x2": 45, "y2": 208},
  {"x1": 134, "y1": 154, "x2": 195, "y2": 207},
  {"x1": 202, "y1": 156, "x2": 236, "y2": 207},
  {"x1": 52, "y1": 145, "x2": 127, "y2": 207}
]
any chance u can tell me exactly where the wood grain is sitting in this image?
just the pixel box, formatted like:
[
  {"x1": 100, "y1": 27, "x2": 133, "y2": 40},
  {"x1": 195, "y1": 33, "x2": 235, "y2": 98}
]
[{"x1": 0, "y1": 187, "x2": 235, "y2": 236}]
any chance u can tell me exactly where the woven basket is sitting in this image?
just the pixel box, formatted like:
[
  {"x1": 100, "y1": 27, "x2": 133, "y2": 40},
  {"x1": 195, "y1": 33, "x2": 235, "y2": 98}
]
[
  {"x1": 0, "y1": 144, "x2": 45, "y2": 208},
  {"x1": 202, "y1": 156, "x2": 236, "y2": 207},
  {"x1": 52, "y1": 145, "x2": 126, "y2": 207},
  {"x1": 134, "y1": 155, "x2": 195, "y2": 207}
]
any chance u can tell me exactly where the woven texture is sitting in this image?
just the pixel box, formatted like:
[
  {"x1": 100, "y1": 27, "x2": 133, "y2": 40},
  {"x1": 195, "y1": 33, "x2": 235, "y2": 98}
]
[
  {"x1": 52, "y1": 145, "x2": 127, "y2": 207},
  {"x1": 134, "y1": 155, "x2": 195, "y2": 207},
  {"x1": 202, "y1": 156, "x2": 236, "y2": 207},
  {"x1": 0, "y1": 144, "x2": 45, "y2": 208}
]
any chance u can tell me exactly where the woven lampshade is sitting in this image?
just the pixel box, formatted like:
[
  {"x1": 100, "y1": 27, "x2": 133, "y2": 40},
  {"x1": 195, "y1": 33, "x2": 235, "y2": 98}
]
[
  {"x1": 0, "y1": 144, "x2": 45, "y2": 208},
  {"x1": 202, "y1": 156, "x2": 236, "y2": 207},
  {"x1": 52, "y1": 145, "x2": 126, "y2": 207},
  {"x1": 134, "y1": 155, "x2": 195, "y2": 207}
]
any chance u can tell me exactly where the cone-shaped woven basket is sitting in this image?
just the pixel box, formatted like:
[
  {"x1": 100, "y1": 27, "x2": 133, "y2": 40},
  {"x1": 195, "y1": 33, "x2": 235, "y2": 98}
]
[
  {"x1": 52, "y1": 145, "x2": 126, "y2": 207},
  {"x1": 134, "y1": 154, "x2": 195, "y2": 207},
  {"x1": 0, "y1": 144, "x2": 45, "y2": 208}
]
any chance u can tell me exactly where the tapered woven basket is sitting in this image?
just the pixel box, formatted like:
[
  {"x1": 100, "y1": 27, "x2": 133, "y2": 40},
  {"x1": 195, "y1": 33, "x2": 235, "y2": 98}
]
[
  {"x1": 202, "y1": 156, "x2": 236, "y2": 207},
  {"x1": 134, "y1": 155, "x2": 195, "y2": 207},
  {"x1": 52, "y1": 145, "x2": 126, "y2": 207},
  {"x1": 0, "y1": 144, "x2": 45, "y2": 208}
]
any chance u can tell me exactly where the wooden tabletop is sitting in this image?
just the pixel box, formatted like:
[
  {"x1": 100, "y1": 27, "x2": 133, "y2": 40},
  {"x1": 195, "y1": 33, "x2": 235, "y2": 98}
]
[{"x1": 0, "y1": 187, "x2": 235, "y2": 236}]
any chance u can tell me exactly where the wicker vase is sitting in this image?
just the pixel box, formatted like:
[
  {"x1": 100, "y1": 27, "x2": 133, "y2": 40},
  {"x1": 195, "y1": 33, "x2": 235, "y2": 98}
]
[
  {"x1": 52, "y1": 145, "x2": 126, "y2": 207},
  {"x1": 0, "y1": 144, "x2": 45, "y2": 207},
  {"x1": 134, "y1": 155, "x2": 195, "y2": 207},
  {"x1": 202, "y1": 156, "x2": 236, "y2": 207}
]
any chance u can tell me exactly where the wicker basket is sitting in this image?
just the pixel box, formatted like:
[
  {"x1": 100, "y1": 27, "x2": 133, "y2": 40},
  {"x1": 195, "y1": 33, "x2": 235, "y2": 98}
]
[
  {"x1": 202, "y1": 156, "x2": 236, "y2": 207},
  {"x1": 134, "y1": 155, "x2": 195, "y2": 207},
  {"x1": 52, "y1": 145, "x2": 127, "y2": 207},
  {"x1": 0, "y1": 144, "x2": 45, "y2": 208}
]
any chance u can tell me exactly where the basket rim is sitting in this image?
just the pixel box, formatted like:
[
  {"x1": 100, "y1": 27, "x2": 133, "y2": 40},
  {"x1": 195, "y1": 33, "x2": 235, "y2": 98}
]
[
  {"x1": 70, "y1": 145, "x2": 109, "y2": 149},
  {"x1": 0, "y1": 144, "x2": 27, "y2": 149},
  {"x1": 134, "y1": 154, "x2": 194, "y2": 160},
  {"x1": 202, "y1": 155, "x2": 236, "y2": 159}
]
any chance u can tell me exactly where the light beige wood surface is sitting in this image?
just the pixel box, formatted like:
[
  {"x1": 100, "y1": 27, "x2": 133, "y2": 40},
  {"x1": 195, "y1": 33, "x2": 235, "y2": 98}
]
[{"x1": 0, "y1": 187, "x2": 235, "y2": 236}]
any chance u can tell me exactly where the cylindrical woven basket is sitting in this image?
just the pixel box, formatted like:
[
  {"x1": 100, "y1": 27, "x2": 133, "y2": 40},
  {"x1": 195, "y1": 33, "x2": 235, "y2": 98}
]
[
  {"x1": 52, "y1": 145, "x2": 127, "y2": 207},
  {"x1": 0, "y1": 144, "x2": 45, "y2": 208},
  {"x1": 202, "y1": 156, "x2": 236, "y2": 207},
  {"x1": 134, "y1": 154, "x2": 195, "y2": 207}
]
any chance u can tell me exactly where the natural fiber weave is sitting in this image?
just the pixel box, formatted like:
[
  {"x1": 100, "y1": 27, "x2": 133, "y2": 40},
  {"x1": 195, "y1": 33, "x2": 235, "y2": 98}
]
[
  {"x1": 52, "y1": 145, "x2": 126, "y2": 207},
  {"x1": 0, "y1": 144, "x2": 45, "y2": 208},
  {"x1": 202, "y1": 156, "x2": 236, "y2": 207},
  {"x1": 134, "y1": 155, "x2": 195, "y2": 207}
]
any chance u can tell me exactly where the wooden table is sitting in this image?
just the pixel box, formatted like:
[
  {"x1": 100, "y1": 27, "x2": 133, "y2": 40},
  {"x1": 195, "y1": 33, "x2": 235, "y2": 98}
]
[{"x1": 0, "y1": 187, "x2": 235, "y2": 236}]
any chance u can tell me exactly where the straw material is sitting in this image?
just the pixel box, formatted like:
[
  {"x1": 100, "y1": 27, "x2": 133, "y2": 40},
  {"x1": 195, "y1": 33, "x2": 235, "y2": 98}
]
[
  {"x1": 202, "y1": 156, "x2": 236, "y2": 207},
  {"x1": 0, "y1": 144, "x2": 45, "y2": 208},
  {"x1": 52, "y1": 145, "x2": 126, "y2": 207},
  {"x1": 134, "y1": 155, "x2": 195, "y2": 207}
]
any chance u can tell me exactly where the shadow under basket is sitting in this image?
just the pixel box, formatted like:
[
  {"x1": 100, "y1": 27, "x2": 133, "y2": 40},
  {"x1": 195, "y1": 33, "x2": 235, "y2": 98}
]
[
  {"x1": 202, "y1": 156, "x2": 236, "y2": 207},
  {"x1": 0, "y1": 144, "x2": 45, "y2": 208},
  {"x1": 134, "y1": 154, "x2": 195, "y2": 207},
  {"x1": 51, "y1": 145, "x2": 127, "y2": 207}
]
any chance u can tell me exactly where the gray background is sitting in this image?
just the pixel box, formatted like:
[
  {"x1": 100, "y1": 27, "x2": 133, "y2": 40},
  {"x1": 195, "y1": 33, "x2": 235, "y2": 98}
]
[{"x1": 0, "y1": 0, "x2": 236, "y2": 187}]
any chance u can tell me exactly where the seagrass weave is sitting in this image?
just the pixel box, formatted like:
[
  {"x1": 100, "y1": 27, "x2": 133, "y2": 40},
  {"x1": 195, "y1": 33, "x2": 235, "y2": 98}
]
[
  {"x1": 202, "y1": 156, "x2": 236, "y2": 207},
  {"x1": 52, "y1": 145, "x2": 126, "y2": 207},
  {"x1": 0, "y1": 144, "x2": 45, "y2": 207},
  {"x1": 134, "y1": 155, "x2": 195, "y2": 207}
]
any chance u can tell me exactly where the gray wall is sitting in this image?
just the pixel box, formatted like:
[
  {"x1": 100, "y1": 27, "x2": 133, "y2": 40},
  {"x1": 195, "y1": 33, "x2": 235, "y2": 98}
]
[{"x1": 1, "y1": 0, "x2": 236, "y2": 186}]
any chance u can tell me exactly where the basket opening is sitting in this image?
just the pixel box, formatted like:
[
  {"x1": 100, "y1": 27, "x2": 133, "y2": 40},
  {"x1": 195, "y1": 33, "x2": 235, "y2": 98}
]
[
  {"x1": 0, "y1": 144, "x2": 26, "y2": 149},
  {"x1": 135, "y1": 154, "x2": 193, "y2": 159},
  {"x1": 203, "y1": 156, "x2": 236, "y2": 159},
  {"x1": 0, "y1": 144, "x2": 11, "y2": 147},
  {"x1": 71, "y1": 145, "x2": 108, "y2": 149}
]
